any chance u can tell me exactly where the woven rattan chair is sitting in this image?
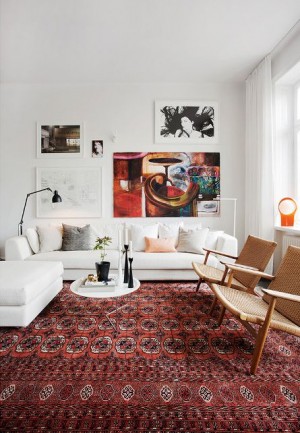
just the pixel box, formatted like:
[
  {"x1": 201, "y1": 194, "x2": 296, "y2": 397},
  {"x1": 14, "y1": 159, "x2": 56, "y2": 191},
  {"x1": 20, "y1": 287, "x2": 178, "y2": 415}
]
[
  {"x1": 211, "y1": 245, "x2": 300, "y2": 375},
  {"x1": 192, "y1": 235, "x2": 277, "y2": 303}
]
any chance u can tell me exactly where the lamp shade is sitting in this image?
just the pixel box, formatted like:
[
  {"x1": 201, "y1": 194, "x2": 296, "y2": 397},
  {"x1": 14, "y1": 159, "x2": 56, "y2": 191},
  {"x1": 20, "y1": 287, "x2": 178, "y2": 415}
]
[
  {"x1": 278, "y1": 197, "x2": 297, "y2": 226},
  {"x1": 52, "y1": 190, "x2": 62, "y2": 203}
]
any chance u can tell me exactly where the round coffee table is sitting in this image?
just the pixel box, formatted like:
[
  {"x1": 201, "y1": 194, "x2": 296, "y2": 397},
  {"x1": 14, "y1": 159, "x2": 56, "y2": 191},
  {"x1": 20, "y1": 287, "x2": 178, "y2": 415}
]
[
  {"x1": 70, "y1": 275, "x2": 140, "y2": 330},
  {"x1": 70, "y1": 274, "x2": 140, "y2": 299}
]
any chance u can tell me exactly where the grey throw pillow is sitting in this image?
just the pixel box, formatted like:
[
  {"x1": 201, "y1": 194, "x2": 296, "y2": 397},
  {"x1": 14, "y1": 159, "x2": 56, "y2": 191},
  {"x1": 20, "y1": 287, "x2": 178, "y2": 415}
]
[{"x1": 62, "y1": 224, "x2": 94, "y2": 251}]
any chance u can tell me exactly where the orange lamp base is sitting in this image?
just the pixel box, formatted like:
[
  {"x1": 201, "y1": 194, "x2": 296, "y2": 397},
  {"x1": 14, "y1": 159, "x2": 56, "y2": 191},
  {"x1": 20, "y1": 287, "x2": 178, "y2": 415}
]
[{"x1": 280, "y1": 214, "x2": 295, "y2": 226}]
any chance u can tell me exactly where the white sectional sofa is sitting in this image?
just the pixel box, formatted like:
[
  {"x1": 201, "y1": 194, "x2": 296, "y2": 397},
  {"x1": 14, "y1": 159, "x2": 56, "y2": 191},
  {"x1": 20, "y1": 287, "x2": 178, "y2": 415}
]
[{"x1": 5, "y1": 222, "x2": 238, "y2": 281}]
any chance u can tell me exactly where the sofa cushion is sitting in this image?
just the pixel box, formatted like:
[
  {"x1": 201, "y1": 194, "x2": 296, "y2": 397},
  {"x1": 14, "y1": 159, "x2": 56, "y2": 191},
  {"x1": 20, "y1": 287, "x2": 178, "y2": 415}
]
[
  {"x1": 129, "y1": 223, "x2": 159, "y2": 251},
  {"x1": 177, "y1": 227, "x2": 209, "y2": 254},
  {"x1": 158, "y1": 222, "x2": 183, "y2": 247},
  {"x1": 27, "y1": 250, "x2": 119, "y2": 270},
  {"x1": 37, "y1": 224, "x2": 63, "y2": 253},
  {"x1": 26, "y1": 228, "x2": 40, "y2": 253},
  {"x1": 62, "y1": 224, "x2": 94, "y2": 251},
  {"x1": 26, "y1": 249, "x2": 219, "y2": 270},
  {"x1": 145, "y1": 237, "x2": 176, "y2": 253},
  {"x1": 0, "y1": 261, "x2": 63, "y2": 306}
]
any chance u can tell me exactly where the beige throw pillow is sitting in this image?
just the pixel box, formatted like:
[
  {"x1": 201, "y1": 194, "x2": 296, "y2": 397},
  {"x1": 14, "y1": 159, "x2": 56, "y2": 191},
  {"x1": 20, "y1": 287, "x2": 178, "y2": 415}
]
[{"x1": 176, "y1": 227, "x2": 209, "y2": 254}]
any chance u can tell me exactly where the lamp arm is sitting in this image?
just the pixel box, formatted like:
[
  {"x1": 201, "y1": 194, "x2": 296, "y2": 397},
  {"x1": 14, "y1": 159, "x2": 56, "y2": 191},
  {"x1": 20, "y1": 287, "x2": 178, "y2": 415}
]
[{"x1": 19, "y1": 187, "x2": 52, "y2": 226}]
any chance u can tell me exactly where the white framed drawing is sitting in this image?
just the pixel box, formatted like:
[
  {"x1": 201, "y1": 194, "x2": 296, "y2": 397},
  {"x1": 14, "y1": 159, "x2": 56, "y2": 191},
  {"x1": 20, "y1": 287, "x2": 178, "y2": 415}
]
[
  {"x1": 36, "y1": 167, "x2": 102, "y2": 217},
  {"x1": 37, "y1": 123, "x2": 84, "y2": 158},
  {"x1": 155, "y1": 101, "x2": 218, "y2": 144}
]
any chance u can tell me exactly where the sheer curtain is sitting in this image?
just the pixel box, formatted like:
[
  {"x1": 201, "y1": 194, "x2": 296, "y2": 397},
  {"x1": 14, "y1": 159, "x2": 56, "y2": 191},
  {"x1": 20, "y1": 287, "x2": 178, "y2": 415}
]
[{"x1": 245, "y1": 55, "x2": 274, "y2": 244}]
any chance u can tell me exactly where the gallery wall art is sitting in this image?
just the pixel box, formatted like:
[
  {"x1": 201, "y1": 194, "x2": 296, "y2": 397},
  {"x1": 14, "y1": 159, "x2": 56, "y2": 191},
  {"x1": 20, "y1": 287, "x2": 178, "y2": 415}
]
[
  {"x1": 155, "y1": 101, "x2": 218, "y2": 144},
  {"x1": 92, "y1": 140, "x2": 103, "y2": 158},
  {"x1": 37, "y1": 124, "x2": 83, "y2": 157},
  {"x1": 113, "y1": 152, "x2": 220, "y2": 218},
  {"x1": 36, "y1": 167, "x2": 102, "y2": 217}
]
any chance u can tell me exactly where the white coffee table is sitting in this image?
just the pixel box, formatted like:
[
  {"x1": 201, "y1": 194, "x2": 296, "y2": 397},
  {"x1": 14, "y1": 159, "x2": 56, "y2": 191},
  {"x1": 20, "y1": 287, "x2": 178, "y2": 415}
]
[
  {"x1": 70, "y1": 275, "x2": 140, "y2": 330},
  {"x1": 70, "y1": 274, "x2": 140, "y2": 299}
]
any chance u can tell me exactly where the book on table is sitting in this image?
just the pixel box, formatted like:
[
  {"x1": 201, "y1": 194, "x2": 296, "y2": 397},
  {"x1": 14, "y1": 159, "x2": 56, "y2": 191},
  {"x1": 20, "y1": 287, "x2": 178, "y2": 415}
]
[{"x1": 78, "y1": 278, "x2": 116, "y2": 293}]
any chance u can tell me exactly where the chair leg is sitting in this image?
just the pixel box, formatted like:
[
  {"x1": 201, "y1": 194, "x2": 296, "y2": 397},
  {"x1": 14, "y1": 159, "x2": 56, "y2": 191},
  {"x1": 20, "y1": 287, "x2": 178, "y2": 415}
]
[
  {"x1": 209, "y1": 296, "x2": 218, "y2": 315},
  {"x1": 196, "y1": 278, "x2": 203, "y2": 292},
  {"x1": 217, "y1": 306, "x2": 226, "y2": 327},
  {"x1": 250, "y1": 297, "x2": 277, "y2": 375}
]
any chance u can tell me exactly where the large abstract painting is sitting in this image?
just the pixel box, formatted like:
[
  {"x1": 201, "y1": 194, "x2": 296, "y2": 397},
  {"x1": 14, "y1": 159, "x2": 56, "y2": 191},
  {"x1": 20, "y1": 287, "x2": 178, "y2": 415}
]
[
  {"x1": 155, "y1": 101, "x2": 218, "y2": 144},
  {"x1": 113, "y1": 152, "x2": 220, "y2": 217}
]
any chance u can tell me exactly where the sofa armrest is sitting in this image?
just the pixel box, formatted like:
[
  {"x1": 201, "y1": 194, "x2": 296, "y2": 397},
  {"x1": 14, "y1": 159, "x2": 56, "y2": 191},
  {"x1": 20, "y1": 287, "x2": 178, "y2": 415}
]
[
  {"x1": 216, "y1": 233, "x2": 238, "y2": 264},
  {"x1": 5, "y1": 236, "x2": 34, "y2": 260}
]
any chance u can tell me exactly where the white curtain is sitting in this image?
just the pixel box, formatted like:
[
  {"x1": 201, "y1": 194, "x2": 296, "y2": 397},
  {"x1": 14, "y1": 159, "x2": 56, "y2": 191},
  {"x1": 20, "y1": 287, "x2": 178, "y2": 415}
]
[{"x1": 245, "y1": 55, "x2": 274, "y2": 243}]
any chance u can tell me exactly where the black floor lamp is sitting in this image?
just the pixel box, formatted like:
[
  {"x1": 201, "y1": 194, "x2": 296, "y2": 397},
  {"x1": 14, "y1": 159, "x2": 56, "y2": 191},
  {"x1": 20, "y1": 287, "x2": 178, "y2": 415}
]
[{"x1": 18, "y1": 188, "x2": 62, "y2": 236}]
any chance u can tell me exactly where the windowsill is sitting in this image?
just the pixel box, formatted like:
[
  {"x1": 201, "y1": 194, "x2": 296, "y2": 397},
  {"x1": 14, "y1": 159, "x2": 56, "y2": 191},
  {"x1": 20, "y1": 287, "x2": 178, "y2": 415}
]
[{"x1": 274, "y1": 225, "x2": 300, "y2": 234}]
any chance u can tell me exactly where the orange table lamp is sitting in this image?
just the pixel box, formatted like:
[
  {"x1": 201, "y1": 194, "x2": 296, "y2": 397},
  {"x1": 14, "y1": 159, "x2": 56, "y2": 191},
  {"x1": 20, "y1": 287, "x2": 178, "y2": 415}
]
[{"x1": 278, "y1": 197, "x2": 297, "y2": 226}]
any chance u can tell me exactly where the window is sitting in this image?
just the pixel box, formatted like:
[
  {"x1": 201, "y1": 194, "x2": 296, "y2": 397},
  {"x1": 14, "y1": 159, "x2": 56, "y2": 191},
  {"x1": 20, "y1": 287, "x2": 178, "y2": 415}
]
[
  {"x1": 274, "y1": 63, "x2": 300, "y2": 225},
  {"x1": 295, "y1": 83, "x2": 300, "y2": 203}
]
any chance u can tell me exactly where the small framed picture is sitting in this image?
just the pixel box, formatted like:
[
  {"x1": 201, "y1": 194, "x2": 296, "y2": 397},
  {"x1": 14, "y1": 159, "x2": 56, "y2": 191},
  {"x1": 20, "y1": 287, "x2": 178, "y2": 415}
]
[
  {"x1": 197, "y1": 200, "x2": 219, "y2": 216},
  {"x1": 155, "y1": 101, "x2": 218, "y2": 144},
  {"x1": 37, "y1": 123, "x2": 84, "y2": 158},
  {"x1": 92, "y1": 140, "x2": 103, "y2": 158}
]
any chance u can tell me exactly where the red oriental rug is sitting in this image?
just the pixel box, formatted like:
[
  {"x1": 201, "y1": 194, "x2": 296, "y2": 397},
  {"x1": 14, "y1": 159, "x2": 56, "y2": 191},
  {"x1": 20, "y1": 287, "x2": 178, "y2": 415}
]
[{"x1": 0, "y1": 282, "x2": 299, "y2": 432}]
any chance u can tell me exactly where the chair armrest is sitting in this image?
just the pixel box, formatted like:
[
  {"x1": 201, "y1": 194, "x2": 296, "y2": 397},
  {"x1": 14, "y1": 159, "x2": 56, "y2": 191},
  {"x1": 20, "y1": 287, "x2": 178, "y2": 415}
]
[
  {"x1": 224, "y1": 263, "x2": 275, "y2": 280},
  {"x1": 261, "y1": 288, "x2": 300, "y2": 303},
  {"x1": 203, "y1": 248, "x2": 238, "y2": 260}
]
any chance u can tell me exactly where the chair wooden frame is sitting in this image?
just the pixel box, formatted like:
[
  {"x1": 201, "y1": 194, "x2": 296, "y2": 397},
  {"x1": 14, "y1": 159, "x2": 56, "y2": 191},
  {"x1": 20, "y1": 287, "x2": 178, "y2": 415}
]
[
  {"x1": 192, "y1": 235, "x2": 277, "y2": 314},
  {"x1": 211, "y1": 246, "x2": 300, "y2": 375}
]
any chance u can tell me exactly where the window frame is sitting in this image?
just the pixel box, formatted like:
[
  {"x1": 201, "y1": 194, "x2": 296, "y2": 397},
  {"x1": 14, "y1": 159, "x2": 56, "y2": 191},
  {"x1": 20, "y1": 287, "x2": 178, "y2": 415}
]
[{"x1": 294, "y1": 81, "x2": 300, "y2": 210}]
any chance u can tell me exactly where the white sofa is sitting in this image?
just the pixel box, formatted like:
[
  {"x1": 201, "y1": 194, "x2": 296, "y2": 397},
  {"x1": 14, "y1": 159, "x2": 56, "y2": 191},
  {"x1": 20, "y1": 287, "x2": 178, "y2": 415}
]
[
  {"x1": 5, "y1": 222, "x2": 238, "y2": 281},
  {"x1": 0, "y1": 261, "x2": 64, "y2": 327}
]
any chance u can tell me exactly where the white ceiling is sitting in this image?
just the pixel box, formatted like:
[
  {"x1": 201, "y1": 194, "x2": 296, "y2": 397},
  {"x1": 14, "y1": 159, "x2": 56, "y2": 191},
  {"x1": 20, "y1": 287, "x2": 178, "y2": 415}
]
[{"x1": 1, "y1": 0, "x2": 300, "y2": 84}]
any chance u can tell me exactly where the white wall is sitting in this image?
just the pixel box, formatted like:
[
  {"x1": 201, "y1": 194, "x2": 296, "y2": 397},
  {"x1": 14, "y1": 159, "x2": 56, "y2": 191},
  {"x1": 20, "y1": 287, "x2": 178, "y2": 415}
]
[
  {"x1": 0, "y1": 82, "x2": 245, "y2": 257},
  {"x1": 271, "y1": 22, "x2": 300, "y2": 80}
]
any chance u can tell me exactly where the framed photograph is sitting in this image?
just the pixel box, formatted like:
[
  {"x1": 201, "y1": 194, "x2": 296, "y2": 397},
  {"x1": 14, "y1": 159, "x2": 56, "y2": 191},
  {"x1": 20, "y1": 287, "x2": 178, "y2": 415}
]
[
  {"x1": 92, "y1": 140, "x2": 103, "y2": 158},
  {"x1": 37, "y1": 123, "x2": 84, "y2": 157},
  {"x1": 36, "y1": 167, "x2": 102, "y2": 217},
  {"x1": 197, "y1": 200, "x2": 219, "y2": 215},
  {"x1": 155, "y1": 101, "x2": 218, "y2": 144},
  {"x1": 113, "y1": 152, "x2": 220, "y2": 217}
]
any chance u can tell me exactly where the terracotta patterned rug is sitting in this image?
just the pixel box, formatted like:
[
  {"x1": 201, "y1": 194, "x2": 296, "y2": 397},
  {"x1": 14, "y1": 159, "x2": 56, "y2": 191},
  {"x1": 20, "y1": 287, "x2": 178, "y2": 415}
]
[{"x1": 0, "y1": 281, "x2": 299, "y2": 432}]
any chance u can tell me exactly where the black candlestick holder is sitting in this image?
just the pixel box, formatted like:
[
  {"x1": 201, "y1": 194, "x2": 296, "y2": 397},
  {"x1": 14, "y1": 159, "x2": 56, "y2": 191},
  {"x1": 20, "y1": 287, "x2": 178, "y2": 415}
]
[
  {"x1": 123, "y1": 244, "x2": 129, "y2": 283},
  {"x1": 128, "y1": 257, "x2": 134, "y2": 288}
]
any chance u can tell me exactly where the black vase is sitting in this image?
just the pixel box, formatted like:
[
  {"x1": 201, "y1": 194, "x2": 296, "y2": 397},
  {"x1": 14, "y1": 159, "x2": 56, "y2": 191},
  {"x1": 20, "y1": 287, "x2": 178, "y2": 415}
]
[{"x1": 95, "y1": 261, "x2": 110, "y2": 282}]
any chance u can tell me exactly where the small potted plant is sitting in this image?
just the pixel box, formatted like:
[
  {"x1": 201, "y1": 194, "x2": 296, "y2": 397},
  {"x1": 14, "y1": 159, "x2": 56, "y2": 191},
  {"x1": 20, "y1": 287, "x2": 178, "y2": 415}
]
[{"x1": 94, "y1": 236, "x2": 112, "y2": 281}]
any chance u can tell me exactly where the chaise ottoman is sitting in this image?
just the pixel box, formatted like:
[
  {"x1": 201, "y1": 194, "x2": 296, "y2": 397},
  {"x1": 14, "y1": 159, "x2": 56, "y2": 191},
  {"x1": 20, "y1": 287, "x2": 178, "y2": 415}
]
[{"x1": 0, "y1": 261, "x2": 64, "y2": 327}]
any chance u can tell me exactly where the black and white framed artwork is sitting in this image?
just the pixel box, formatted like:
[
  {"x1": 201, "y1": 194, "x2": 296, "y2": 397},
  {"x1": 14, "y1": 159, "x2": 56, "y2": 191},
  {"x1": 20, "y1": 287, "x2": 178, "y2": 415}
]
[{"x1": 155, "y1": 101, "x2": 218, "y2": 144}]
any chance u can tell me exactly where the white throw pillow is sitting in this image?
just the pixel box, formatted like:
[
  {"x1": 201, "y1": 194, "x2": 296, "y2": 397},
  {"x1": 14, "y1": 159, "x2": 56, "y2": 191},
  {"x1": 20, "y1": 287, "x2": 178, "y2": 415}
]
[
  {"x1": 177, "y1": 227, "x2": 209, "y2": 254},
  {"x1": 205, "y1": 230, "x2": 224, "y2": 251},
  {"x1": 129, "y1": 223, "x2": 159, "y2": 251},
  {"x1": 96, "y1": 224, "x2": 123, "y2": 250},
  {"x1": 25, "y1": 228, "x2": 40, "y2": 253},
  {"x1": 158, "y1": 222, "x2": 183, "y2": 247},
  {"x1": 37, "y1": 224, "x2": 63, "y2": 253}
]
